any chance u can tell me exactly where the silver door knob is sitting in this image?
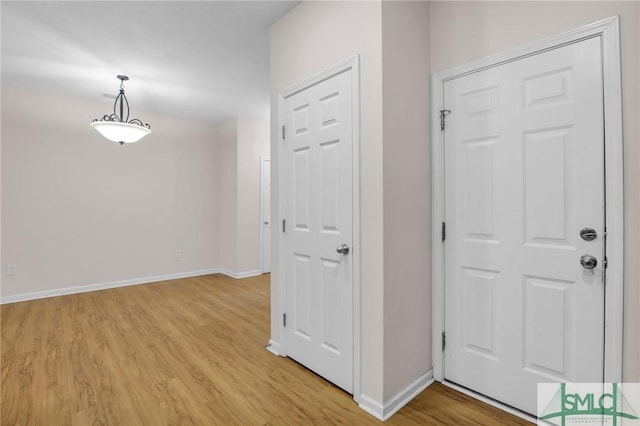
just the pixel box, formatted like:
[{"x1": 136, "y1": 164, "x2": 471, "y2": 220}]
[
  {"x1": 580, "y1": 254, "x2": 598, "y2": 270},
  {"x1": 336, "y1": 244, "x2": 350, "y2": 255}
]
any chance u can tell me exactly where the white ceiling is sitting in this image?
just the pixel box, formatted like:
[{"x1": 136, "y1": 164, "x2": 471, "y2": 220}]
[{"x1": 1, "y1": 1, "x2": 299, "y2": 122}]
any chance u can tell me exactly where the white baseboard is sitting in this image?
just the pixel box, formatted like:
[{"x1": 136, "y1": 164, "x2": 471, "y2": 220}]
[
  {"x1": 383, "y1": 370, "x2": 434, "y2": 420},
  {"x1": 265, "y1": 339, "x2": 282, "y2": 356},
  {"x1": 0, "y1": 268, "x2": 221, "y2": 304},
  {"x1": 359, "y1": 369, "x2": 434, "y2": 421},
  {"x1": 1, "y1": 267, "x2": 266, "y2": 304},
  {"x1": 217, "y1": 268, "x2": 263, "y2": 279},
  {"x1": 359, "y1": 394, "x2": 385, "y2": 421}
]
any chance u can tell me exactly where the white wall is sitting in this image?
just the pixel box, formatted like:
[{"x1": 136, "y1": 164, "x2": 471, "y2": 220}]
[
  {"x1": 1, "y1": 86, "x2": 270, "y2": 301},
  {"x1": 237, "y1": 118, "x2": 270, "y2": 275},
  {"x1": 1, "y1": 85, "x2": 219, "y2": 300},
  {"x1": 270, "y1": 0, "x2": 386, "y2": 404},
  {"x1": 217, "y1": 117, "x2": 270, "y2": 277},
  {"x1": 381, "y1": 0, "x2": 431, "y2": 401},
  {"x1": 218, "y1": 119, "x2": 239, "y2": 274},
  {"x1": 430, "y1": 0, "x2": 640, "y2": 384}
]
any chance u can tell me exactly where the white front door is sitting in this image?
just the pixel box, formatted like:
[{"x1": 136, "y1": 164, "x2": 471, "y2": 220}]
[
  {"x1": 281, "y1": 67, "x2": 354, "y2": 393},
  {"x1": 444, "y1": 37, "x2": 605, "y2": 415},
  {"x1": 261, "y1": 158, "x2": 271, "y2": 273}
]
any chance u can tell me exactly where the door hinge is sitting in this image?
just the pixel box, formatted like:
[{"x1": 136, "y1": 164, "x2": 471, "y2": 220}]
[
  {"x1": 442, "y1": 331, "x2": 446, "y2": 351},
  {"x1": 442, "y1": 222, "x2": 446, "y2": 242},
  {"x1": 440, "y1": 109, "x2": 451, "y2": 131},
  {"x1": 282, "y1": 219, "x2": 286, "y2": 233},
  {"x1": 604, "y1": 256, "x2": 608, "y2": 268},
  {"x1": 282, "y1": 125, "x2": 286, "y2": 140},
  {"x1": 283, "y1": 313, "x2": 287, "y2": 327}
]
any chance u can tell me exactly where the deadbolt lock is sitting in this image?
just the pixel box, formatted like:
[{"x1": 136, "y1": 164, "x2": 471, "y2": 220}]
[{"x1": 580, "y1": 227, "x2": 597, "y2": 241}]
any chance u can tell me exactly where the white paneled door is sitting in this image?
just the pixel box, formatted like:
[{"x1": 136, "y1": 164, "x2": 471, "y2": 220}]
[
  {"x1": 281, "y1": 67, "x2": 354, "y2": 393},
  {"x1": 444, "y1": 37, "x2": 604, "y2": 415}
]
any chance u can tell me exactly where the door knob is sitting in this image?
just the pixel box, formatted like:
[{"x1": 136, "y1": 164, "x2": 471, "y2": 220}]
[
  {"x1": 336, "y1": 244, "x2": 350, "y2": 255},
  {"x1": 580, "y1": 254, "x2": 598, "y2": 270}
]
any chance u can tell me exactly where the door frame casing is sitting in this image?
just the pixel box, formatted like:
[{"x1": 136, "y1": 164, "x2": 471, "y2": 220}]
[
  {"x1": 277, "y1": 55, "x2": 362, "y2": 401},
  {"x1": 260, "y1": 156, "x2": 271, "y2": 274},
  {"x1": 431, "y1": 17, "x2": 623, "y2": 384}
]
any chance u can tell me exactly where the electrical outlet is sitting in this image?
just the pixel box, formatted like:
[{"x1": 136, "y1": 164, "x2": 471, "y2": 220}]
[
  {"x1": 175, "y1": 249, "x2": 183, "y2": 259},
  {"x1": 7, "y1": 265, "x2": 16, "y2": 276}
]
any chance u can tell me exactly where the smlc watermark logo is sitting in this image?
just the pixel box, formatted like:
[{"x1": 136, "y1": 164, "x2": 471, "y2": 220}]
[{"x1": 538, "y1": 383, "x2": 640, "y2": 426}]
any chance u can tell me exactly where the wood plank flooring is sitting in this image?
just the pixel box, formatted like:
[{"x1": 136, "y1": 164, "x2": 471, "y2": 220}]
[{"x1": 1, "y1": 274, "x2": 531, "y2": 425}]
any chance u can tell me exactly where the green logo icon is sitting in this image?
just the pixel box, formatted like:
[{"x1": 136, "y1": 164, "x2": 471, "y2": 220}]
[{"x1": 539, "y1": 383, "x2": 639, "y2": 426}]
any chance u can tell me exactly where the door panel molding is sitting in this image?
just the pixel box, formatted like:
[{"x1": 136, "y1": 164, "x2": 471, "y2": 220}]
[
  {"x1": 431, "y1": 16, "x2": 623, "y2": 385},
  {"x1": 278, "y1": 55, "x2": 361, "y2": 401}
]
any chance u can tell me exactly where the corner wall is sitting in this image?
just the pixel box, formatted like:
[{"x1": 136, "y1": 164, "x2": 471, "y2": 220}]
[
  {"x1": 217, "y1": 118, "x2": 270, "y2": 278},
  {"x1": 381, "y1": 0, "x2": 432, "y2": 402},
  {"x1": 218, "y1": 119, "x2": 239, "y2": 274},
  {"x1": 237, "y1": 118, "x2": 270, "y2": 275}
]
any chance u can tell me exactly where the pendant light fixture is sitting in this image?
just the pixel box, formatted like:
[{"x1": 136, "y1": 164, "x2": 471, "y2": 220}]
[{"x1": 90, "y1": 75, "x2": 151, "y2": 145}]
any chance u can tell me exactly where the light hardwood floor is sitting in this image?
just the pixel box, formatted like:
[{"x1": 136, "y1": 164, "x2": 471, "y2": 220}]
[{"x1": 1, "y1": 274, "x2": 531, "y2": 425}]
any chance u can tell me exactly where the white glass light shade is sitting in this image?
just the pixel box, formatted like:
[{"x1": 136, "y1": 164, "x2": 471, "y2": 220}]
[{"x1": 90, "y1": 121, "x2": 151, "y2": 144}]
